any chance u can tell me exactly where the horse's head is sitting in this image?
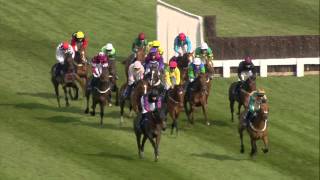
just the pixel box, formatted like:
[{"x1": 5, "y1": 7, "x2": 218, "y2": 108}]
[
  {"x1": 257, "y1": 96, "x2": 269, "y2": 120},
  {"x1": 245, "y1": 77, "x2": 256, "y2": 92},
  {"x1": 173, "y1": 85, "x2": 185, "y2": 107},
  {"x1": 136, "y1": 48, "x2": 146, "y2": 63},
  {"x1": 145, "y1": 69, "x2": 161, "y2": 87}
]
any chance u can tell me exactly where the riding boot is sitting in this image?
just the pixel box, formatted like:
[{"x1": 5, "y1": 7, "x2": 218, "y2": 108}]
[{"x1": 55, "y1": 63, "x2": 63, "y2": 77}]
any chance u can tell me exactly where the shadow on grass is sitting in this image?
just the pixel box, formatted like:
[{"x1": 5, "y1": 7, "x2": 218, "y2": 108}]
[
  {"x1": 191, "y1": 152, "x2": 247, "y2": 161},
  {"x1": 17, "y1": 92, "x2": 56, "y2": 99},
  {"x1": 36, "y1": 116, "x2": 81, "y2": 123},
  {"x1": 78, "y1": 120, "x2": 133, "y2": 133},
  {"x1": 86, "y1": 152, "x2": 134, "y2": 161},
  {"x1": 14, "y1": 102, "x2": 83, "y2": 114}
]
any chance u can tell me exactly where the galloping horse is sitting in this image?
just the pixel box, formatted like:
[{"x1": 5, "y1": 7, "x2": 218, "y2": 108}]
[
  {"x1": 166, "y1": 85, "x2": 185, "y2": 135},
  {"x1": 123, "y1": 48, "x2": 146, "y2": 83},
  {"x1": 184, "y1": 73, "x2": 211, "y2": 125},
  {"x1": 51, "y1": 52, "x2": 81, "y2": 107},
  {"x1": 134, "y1": 107, "x2": 167, "y2": 162},
  {"x1": 229, "y1": 75, "x2": 256, "y2": 121},
  {"x1": 74, "y1": 49, "x2": 88, "y2": 96},
  {"x1": 119, "y1": 82, "x2": 134, "y2": 124},
  {"x1": 84, "y1": 67, "x2": 112, "y2": 126},
  {"x1": 239, "y1": 97, "x2": 269, "y2": 156},
  {"x1": 177, "y1": 52, "x2": 193, "y2": 85}
]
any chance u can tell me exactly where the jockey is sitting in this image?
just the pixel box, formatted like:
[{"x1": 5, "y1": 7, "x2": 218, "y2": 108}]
[
  {"x1": 244, "y1": 88, "x2": 267, "y2": 126},
  {"x1": 165, "y1": 60, "x2": 180, "y2": 90},
  {"x1": 55, "y1": 41, "x2": 75, "y2": 77},
  {"x1": 150, "y1": 40, "x2": 164, "y2": 56},
  {"x1": 90, "y1": 52, "x2": 108, "y2": 88},
  {"x1": 194, "y1": 42, "x2": 214, "y2": 64},
  {"x1": 145, "y1": 48, "x2": 164, "y2": 73},
  {"x1": 131, "y1": 32, "x2": 148, "y2": 54},
  {"x1": 101, "y1": 43, "x2": 117, "y2": 79},
  {"x1": 71, "y1": 31, "x2": 88, "y2": 53},
  {"x1": 124, "y1": 61, "x2": 145, "y2": 97},
  {"x1": 174, "y1": 32, "x2": 192, "y2": 57},
  {"x1": 238, "y1": 56, "x2": 256, "y2": 81},
  {"x1": 138, "y1": 89, "x2": 163, "y2": 130},
  {"x1": 188, "y1": 57, "x2": 206, "y2": 83}
]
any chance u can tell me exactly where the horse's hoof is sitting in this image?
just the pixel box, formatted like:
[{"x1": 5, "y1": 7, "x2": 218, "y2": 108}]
[
  {"x1": 154, "y1": 156, "x2": 159, "y2": 162},
  {"x1": 250, "y1": 151, "x2": 257, "y2": 157},
  {"x1": 66, "y1": 103, "x2": 70, "y2": 107},
  {"x1": 139, "y1": 152, "x2": 144, "y2": 159},
  {"x1": 262, "y1": 148, "x2": 269, "y2": 154},
  {"x1": 240, "y1": 148, "x2": 245, "y2": 154},
  {"x1": 84, "y1": 109, "x2": 89, "y2": 114}
]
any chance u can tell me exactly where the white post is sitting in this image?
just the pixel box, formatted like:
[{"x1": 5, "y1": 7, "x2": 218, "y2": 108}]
[
  {"x1": 296, "y1": 58, "x2": 304, "y2": 77},
  {"x1": 223, "y1": 61, "x2": 230, "y2": 78},
  {"x1": 260, "y1": 60, "x2": 268, "y2": 77}
]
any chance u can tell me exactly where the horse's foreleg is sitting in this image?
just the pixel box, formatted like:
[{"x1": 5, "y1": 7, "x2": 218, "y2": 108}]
[
  {"x1": 250, "y1": 138, "x2": 257, "y2": 156},
  {"x1": 230, "y1": 99, "x2": 235, "y2": 122},
  {"x1": 190, "y1": 104, "x2": 195, "y2": 124},
  {"x1": 90, "y1": 98, "x2": 97, "y2": 116},
  {"x1": 237, "y1": 102, "x2": 242, "y2": 116},
  {"x1": 84, "y1": 90, "x2": 90, "y2": 114},
  {"x1": 120, "y1": 97, "x2": 125, "y2": 125},
  {"x1": 262, "y1": 135, "x2": 269, "y2": 153},
  {"x1": 147, "y1": 135, "x2": 158, "y2": 162},
  {"x1": 202, "y1": 104, "x2": 210, "y2": 126},
  {"x1": 115, "y1": 85, "x2": 119, "y2": 106},
  {"x1": 239, "y1": 126, "x2": 245, "y2": 153},
  {"x1": 135, "y1": 130, "x2": 142, "y2": 158},
  {"x1": 99, "y1": 102, "x2": 104, "y2": 127},
  {"x1": 71, "y1": 84, "x2": 79, "y2": 100},
  {"x1": 155, "y1": 134, "x2": 161, "y2": 162},
  {"x1": 63, "y1": 86, "x2": 69, "y2": 107},
  {"x1": 184, "y1": 100, "x2": 191, "y2": 123},
  {"x1": 53, "y1": 82, "x2": 61, "y2": 108},
  {"x1": 140, "y1": 135, "x2": 147, "y2": 159}
]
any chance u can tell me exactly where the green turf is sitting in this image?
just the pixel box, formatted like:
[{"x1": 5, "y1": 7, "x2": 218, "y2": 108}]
[{"x1": 0, "y1": 0, "x2": 319, "y2": 179}]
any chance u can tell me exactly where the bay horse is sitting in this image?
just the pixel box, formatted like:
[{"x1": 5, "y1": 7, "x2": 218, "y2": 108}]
[
  {"x1": 134, "y1": 106, "x2": 167, "y2": 162},
  {"x1": 239, "y1": 97, "x2": 269, "y2": 156},
  {"x1": 177, "y1": 52, "x2": 193, "y2": 85},
  {"x1": 119, "y1": 82, "x2": 133, "y2": 125},
  {"x1": 229, "y1": 76, "x2": 256, "y2": 122},
  {"x1": 74, "y1": 49, "x2": 88, "y2": 97},
  {"x1": 166, "y1": 85, "x2": 185, "y2": 135},
  {"x1": 123, "y1": 48, "x2": 146, "y2": 83},
  {"x1": 84, "y1": 67, "x2": 112, "y2": 127},
  {"x1": 51, "y1": 52, "x2": 81, "y2": 107},
  {"x1": 184, "y1": 73, "x2": 211, "y2": 125}
]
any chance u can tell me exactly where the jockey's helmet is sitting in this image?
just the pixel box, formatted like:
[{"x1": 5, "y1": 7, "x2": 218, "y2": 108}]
[
  {"x1": 138, "y1": 32, "x2": 145, "y2": 40},
  {"x1": 178, "y1": 33, "x2": 186, "y2": 41},
  {"x1": 244, "y1": 56, "x2": 252, "y2": 63},
  {"x1": 169, "y1": 61, "x2": 177, "y2": 68},
  {"x1": 149, "y1": 89, "x2": 159, "y2": 101},
  {"x1": 201, "y1": 42, "x2": 209, "y2": 50},
  {"x1": 133, "y1": 61, "x2": 142, "y2": 69},
  {"x1": 193, "y1": 57, "x2": 202, "y2": 65},
  {"x1": 76, "y1": 31, "x2": 85, "y2": 39},
  {"x1": 106, "y1": 43, "x2": 113, "y2": 51},
  {"x1": 152, "y1": 41, "x2": 161, "y2": 47},
  {"x1": 97, "y1": 52, "x2": 106, "y2": 61},
  {"x1": 62, "y1": 42, "x2": 69, "y2": 50}
]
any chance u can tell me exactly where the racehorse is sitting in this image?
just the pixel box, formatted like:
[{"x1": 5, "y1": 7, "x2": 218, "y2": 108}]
[
  {"x1": 51, "y1": 52, "x2": 81, "y2": 107},
  {"x1": 166, "y1": 85, "x2": 185, "y2": 135},
  {"x1": 184, "y1": 73, "x2": 211, "y2": 125},
  {"x1": 239, "y1": 97, "x2": 269, "y2": 156},
  {"x1": 74, "y1": 49, "x2": 88, "y2": 97},
  {"x1": 134, "y1": 106, "x2": 167, "y2": 162},
  {"x1": 177, "y1": 52, "x2": 193, "y2": 85},
  {"x1": 119, "y1": 82, "x2": 133, "y2": 125},
  {"x1": 84, "y1": 67, "x2": 112, "y2": 127},
  {"x1": 123, "y1": 48, "x2": 146, "y2": 83},
  {"x1": 229, "y1": 75, "x2": 256, "y2": 121}
]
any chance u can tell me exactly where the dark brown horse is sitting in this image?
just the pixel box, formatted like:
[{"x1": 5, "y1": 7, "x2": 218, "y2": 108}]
[
  {"x1": 229, "y1": 76, "x2": 256, "y2": 121},
  {"x1": 123, "y1": 48, "x2": 146, "y2": 83},
  {"x1": 74, "y1": 49, "x2": 88, "y2": 97},
  {"x1": 51, "y1": 52, "x2": 81, "y2": 107},
  {"x1": 239, "y1": 97, "x2": 269, "y2": 156},
  {"x1": 119, "y1": 82, "x2": 133, "y2": 125},
  {"x1": 177, "y1": 52, "x2": 193, "y2": 85},
  {"x1": 184, "y1": 73, "x2": 211, "y2": 125},
  {"x1": 134, "y1": 107, "x2": 167, "y2": 162},
  {"x1": 84, "y1": 67, "x2": 112, "y2": 126},
  {"x1": 166, "y1": 85, "x2": 185, "y2": 135}
]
